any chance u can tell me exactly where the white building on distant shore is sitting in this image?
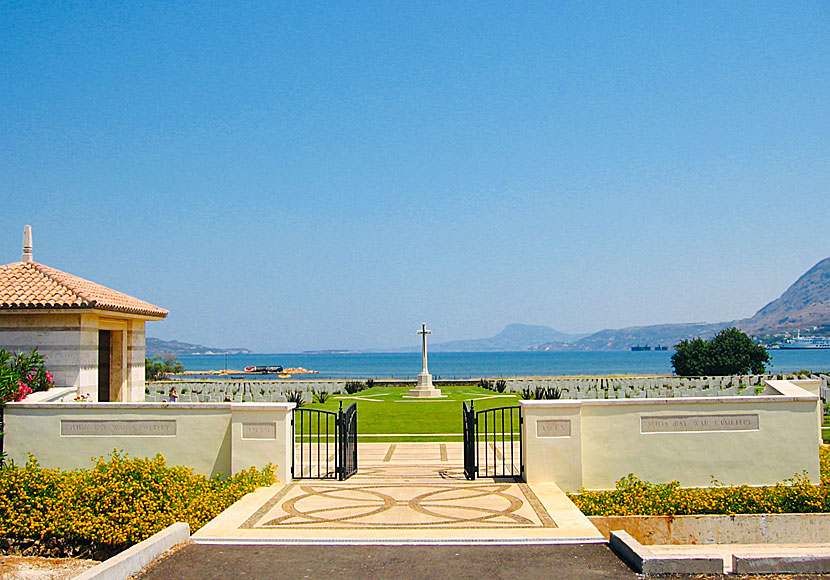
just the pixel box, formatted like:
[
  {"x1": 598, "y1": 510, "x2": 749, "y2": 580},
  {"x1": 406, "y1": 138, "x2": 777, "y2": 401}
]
[{"x1": 0, "y1": 226, "x2": 167, "y2": 401}]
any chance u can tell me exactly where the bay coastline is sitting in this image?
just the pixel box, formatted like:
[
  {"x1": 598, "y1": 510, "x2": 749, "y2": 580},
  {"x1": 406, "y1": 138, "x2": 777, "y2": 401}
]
[{"x1": 175, "y1": 350, "x2": 830, "y2": 380}]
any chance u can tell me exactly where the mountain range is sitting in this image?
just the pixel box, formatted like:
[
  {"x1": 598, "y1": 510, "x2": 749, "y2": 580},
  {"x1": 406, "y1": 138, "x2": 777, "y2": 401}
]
[
  {"x1": 146, "y1": 338, "x2": 252, "y2": 357},
  {"x1": 150, "y1": 256, "x2": 830, "y2": 354},
  {"x1": 531, "y1": 256, "x2": 830, "y2": 351}
]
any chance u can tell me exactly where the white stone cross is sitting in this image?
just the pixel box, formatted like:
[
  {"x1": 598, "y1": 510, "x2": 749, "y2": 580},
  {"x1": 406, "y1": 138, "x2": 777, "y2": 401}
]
[
  {"x1": 418, "y1": 323, "x2": 431, "y2": 375},
  {"x1": 404, "y1": 322, "x2": 443, "y2": 398}
]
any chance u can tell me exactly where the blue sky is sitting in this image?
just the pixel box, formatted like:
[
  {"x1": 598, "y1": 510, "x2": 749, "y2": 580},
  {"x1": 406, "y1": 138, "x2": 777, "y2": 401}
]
[{"x1": 1, "y1": 2, "x2": 828, "y2": 352}]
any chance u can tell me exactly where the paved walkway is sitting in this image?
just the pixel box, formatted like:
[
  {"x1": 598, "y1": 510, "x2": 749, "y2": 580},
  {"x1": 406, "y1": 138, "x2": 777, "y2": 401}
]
[
  {"x1": 193, "y1": 442, "x2": 604, "y2": 545},
  {"x1": 134, "y1": 544, "x2": 638, "y2": 580}
]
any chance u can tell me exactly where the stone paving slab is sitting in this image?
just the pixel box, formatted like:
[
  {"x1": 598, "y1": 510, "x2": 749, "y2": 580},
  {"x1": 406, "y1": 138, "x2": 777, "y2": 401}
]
[{"x1": 193, "y1": 443, "x2": 603, "y2": 545}]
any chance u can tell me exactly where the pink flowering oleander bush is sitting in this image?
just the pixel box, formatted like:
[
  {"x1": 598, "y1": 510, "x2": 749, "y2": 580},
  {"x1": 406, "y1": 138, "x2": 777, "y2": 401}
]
[{"x1": 0, "y1": 349, "x2": 55, "y2": 404}]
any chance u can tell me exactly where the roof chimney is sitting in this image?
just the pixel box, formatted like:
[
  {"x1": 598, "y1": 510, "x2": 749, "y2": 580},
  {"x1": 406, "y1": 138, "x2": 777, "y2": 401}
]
[{"x1": 22, "y1": 225, "x2": 33, "y2": 263}]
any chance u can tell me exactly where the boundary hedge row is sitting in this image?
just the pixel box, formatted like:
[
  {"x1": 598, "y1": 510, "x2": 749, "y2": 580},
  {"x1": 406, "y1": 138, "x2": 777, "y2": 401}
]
[
  {"x1": 569, "y1": 446, "x2": 830, "y2": 516},
  {"x1": 0, "y1": 451, "x2": 275, "y2": 556}
]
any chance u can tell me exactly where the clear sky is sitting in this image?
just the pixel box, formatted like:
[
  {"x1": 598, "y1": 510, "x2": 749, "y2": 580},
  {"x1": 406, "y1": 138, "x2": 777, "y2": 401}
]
[{"x1": 1, "y1": 2, "x2": 828, "y2": 352}]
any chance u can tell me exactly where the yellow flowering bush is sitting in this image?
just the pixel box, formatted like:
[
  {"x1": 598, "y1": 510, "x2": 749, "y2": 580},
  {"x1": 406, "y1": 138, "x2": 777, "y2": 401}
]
[
  {"x1": 570, "y1": 447, "x2": 830, "y2": 517},
  {"x1": 0, "y1": 451, "x2": 275, "y2": 551}
]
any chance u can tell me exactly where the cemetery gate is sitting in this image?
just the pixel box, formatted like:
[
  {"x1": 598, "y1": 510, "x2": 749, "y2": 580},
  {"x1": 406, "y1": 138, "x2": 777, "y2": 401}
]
[
  {"x1": 463, "y1": 402, "x2": 523, "y2": 481},
  {"x1": 292, "y1": 402, "x2": 357, "y2": 480}
]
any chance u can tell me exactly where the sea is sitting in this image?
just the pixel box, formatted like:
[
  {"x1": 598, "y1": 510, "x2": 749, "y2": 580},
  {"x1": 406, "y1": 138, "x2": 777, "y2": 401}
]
[{"x1": 176, "y1": 350, "x2": 830, "y2": 380}]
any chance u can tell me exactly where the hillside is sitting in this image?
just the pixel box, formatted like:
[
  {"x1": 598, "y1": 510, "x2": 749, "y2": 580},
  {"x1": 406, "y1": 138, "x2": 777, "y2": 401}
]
[
  {"x1": 430, "y1": 323, "x2": 587, "y2": 352},
  {"x1": 531, "y1": 256, "x2": 830, "y2": 351},
  {"x1": 146, "y1": 338, "x2": 252, "y2": 357},
  {"x1": 532, "y1": 321, "x2": 734, "y2": 351},
  {"x1": 739, "y1": 257, "x2": 830, "y2": 335}
]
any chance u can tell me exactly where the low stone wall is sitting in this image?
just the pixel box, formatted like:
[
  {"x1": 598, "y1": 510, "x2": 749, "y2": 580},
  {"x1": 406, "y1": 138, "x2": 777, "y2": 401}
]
[
  {"x1": 591, "y1": 513, "x2": 830, "y2": 544},
  {"x1": 521, "y1": 380, "x2": 822, "y2": 491},
  {"x1": 3, "y1": 402, "x2": 294, "y2": 483}
]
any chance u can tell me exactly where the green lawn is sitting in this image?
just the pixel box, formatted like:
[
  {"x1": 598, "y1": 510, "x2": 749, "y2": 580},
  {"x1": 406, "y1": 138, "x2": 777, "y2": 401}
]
[{"x1": 299, "y1": 384, "x2": 521, "y2": 441}]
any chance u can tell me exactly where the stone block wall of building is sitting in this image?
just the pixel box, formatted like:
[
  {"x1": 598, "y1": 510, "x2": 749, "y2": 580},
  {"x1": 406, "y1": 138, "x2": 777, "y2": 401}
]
[{"x1": 0, "y1": 311, "x2": 84, "y2": 389}]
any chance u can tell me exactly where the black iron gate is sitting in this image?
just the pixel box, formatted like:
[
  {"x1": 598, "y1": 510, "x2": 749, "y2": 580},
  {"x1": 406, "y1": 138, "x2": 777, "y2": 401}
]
[
  {"x1": 293, "y1": 401, "x2": 357, "y2": 480},
  {"x1": 462, "y1": 402, "x2": 523, "y2": 481},
  {"x1": 339, "y1": 402, "x2": 358, "y2": 480}
]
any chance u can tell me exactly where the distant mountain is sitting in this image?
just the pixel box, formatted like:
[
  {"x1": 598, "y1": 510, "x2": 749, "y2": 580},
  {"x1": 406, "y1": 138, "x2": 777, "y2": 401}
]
[
  {"x1": 739, "y1": 257, "x2": 830, "y2": 335},
  {"x1": 428, "y1": 324, "x2": 588, "y2": 352},
  {"x1": 533, "y1": 321, "x2": 734, "y2": 352},
  {"x1": 146, "y1": 338, "x2": 252, "y2": 357},
  {"x1": 532, "y1": 256, "x2": 830, "y2": 351}
]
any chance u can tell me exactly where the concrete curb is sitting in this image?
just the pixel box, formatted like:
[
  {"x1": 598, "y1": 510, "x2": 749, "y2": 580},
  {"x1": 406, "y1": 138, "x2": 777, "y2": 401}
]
[
  {"x1": 72, "y1": 522, "x2": 190, "y2": 580},
  {"x1": 609, "y1": 530, "x2": 723, "y2": 575},
  {"x1": 733, "y1": 553, "x2": 830, "y2": 574}
]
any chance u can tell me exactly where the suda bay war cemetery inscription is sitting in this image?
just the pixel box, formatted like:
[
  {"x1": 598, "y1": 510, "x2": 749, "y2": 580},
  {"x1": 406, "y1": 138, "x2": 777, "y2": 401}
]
[
  {"x1": 60, "y1": 420, "x2": 177, "y2": 436},
  {"x1": 641, "y1": 414, "x2": 759, "y2": 434}
]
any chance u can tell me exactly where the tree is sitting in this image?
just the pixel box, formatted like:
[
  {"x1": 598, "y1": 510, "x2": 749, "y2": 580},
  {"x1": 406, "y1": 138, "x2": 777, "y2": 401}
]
[
  {"x1": 671, "y1": 328, "x2": 769, "y2": 376},
  {"x1": 145, "y1": 355, "x2": 184, "y2": 381}
]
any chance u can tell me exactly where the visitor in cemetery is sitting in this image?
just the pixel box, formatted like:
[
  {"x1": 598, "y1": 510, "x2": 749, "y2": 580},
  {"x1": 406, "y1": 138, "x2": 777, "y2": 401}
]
[{"x1": 168, "y1": 386, "x2": 178, "y2": 402}]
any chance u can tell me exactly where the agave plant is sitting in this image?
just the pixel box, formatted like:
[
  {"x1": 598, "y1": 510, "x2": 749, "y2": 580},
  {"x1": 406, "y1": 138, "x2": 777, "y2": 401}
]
[
  {"x1": 285, "y1": 389, "x2": 305, "y2": 407},
  {"x1": 534, "y1": 386, "x2": 562, "y2": 400}
]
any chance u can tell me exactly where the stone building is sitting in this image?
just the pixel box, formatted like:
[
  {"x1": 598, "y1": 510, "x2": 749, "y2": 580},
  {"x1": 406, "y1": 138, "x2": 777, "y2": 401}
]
[{"x1": 0, "y1": 226, "x2": 167, "y2": 401}]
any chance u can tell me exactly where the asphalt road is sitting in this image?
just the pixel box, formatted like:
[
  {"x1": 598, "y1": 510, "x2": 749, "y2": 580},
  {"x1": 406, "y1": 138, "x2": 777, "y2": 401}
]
[{"x1": 133, "y1": 543, "x2": 639, "y2": 580}]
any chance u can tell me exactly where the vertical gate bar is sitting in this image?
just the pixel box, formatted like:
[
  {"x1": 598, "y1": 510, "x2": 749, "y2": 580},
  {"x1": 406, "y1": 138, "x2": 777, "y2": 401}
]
[
  {"x1": 337, "y1": 402, "x2": 342, "y2": 480},
  {"x1": 485, "y1": 411, "x2": 489, "y2": 477},
  {"x1": 353, "y1": 406, "x2": 358, "y2": 476},
  {"x1": 474, "y1": 405, "x2": 479, "y2": 480},
  {"x1": 317, "y1": 410, "x2": 321, "y2": 479},
  {"x1": 510, "y1": 407, "x2": 515, "y2": 476},
  {"x1": 501, "y1": 407, "x2": 506, "y2": 477},
  {"x1": 519, "y1": 407, "x2": 523, "y2": 481},
  {"x1": 291, "y1": 412, "x2": 295, "y2": 479},
  {"x1": 299, "y1": 410, "x2": 304, "y2": 478},
  {"x1": 326, "y1": 411, "x2": 330, "y2": 477}
]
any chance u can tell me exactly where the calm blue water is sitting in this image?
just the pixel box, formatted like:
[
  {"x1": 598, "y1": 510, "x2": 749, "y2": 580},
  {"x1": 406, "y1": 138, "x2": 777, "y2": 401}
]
[{"x1": 176, "y1": 350, "x2": 830, "y2": 380}]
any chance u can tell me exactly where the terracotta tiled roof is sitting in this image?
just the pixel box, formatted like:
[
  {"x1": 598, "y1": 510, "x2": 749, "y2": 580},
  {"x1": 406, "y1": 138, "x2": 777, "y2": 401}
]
[{"x1": 0, "y1": 261, "x2": 168, "y2": 318}]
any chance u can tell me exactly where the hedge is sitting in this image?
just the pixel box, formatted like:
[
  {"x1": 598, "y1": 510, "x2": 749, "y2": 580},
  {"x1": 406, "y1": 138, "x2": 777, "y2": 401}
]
[
  {"x1": 569, "y1": 446, "x2": 830, "y2": 517},
  {"x1": 0, "y1": 451, "x2": 275, "y2": 552}
]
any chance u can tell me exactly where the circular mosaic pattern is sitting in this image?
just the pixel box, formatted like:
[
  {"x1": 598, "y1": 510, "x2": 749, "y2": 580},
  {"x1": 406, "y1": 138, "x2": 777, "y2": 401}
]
[{"x1": 263, "y1": 484, "x2": 536, "y2": 527}]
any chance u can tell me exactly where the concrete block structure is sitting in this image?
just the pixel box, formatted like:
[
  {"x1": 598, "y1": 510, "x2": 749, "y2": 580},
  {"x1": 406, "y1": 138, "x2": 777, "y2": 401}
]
[{"x1": 0, "y1": 227, "x2": 167, "y2": 401}]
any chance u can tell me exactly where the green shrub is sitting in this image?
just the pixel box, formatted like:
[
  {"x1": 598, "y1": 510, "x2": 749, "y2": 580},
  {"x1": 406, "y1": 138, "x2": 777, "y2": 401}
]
[
  {"x1": 312, "y1": 389, "x2": 330, "y2": 403},
  {"x1": 477, "y1": 379, "x2": 492, "y2": 391},
  {"x1": 494, "y1": 380, "x2": 507, "y2": 393},
  {"x1": 285, "y1": 390, "x2": 305, "y2": 406},
  {"x1": 0, "y1": 452, "x2": 275, "y2": 552},
  {"x1": 534, "y1": 386, "x2": 562, "y2": 399},
  {"x1": 570, "y1": 447, "x2": 830, "y2": 516},
  {"x1": 520, "y1": 387, "x2": 535, "y2": 400},
  {"x1": 345, "y1": 381, "x2": 364, "y2": 394}
]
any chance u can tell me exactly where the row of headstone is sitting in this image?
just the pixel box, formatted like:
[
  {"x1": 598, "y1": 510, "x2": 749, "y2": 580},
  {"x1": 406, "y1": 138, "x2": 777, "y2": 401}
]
[
  {"x1": 502, "y1": 374, "x2": 824, "y2": 400},
  {"x1": 145, "y1": 379, "x2": 350, "y2": 402},
  {"x1": 146, "y1": 374, "x2": 830, "y2": 403}
]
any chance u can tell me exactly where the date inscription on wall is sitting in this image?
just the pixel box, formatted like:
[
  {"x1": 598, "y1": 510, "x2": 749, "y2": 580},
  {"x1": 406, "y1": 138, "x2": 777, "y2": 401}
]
[
  {"x1": 242, "y1": 422, "x2": 277, "y2": 440},
  {"x1": 61, "y1": 420, "x2": 176, "y2": 437},
  {"x1": 536, "y1": 419, "x2": 571, "y2": 438},
  {"x1": 641, "y1": 414, "x2": 759, "y2": 434}
]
